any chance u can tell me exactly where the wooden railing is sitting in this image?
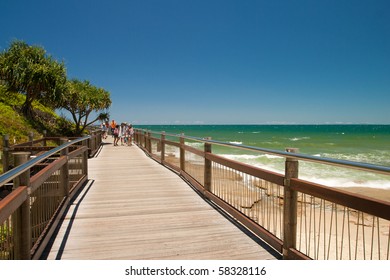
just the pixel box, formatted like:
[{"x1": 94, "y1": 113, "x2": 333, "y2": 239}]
[
  {"x1": 0, "y1": 132, "x2": 102, "y2": 260},
  {"x1": 2, "y1": 131, "x2": 102, "y2": 173},
  {"x1": 135, "y1": 129, "x2": 390, "y2": 260}
]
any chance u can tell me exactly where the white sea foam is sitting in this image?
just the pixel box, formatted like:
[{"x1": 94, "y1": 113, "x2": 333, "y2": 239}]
[
  {"x1": 252, "y1": 163, "x2": 284, "y2": 174},
  {"x1": 229, "y1": 141, "x2": 243, "y2": 145},
  {"x1": 263, "y1": 154, "x2": 283, "y2": 159},
  {"x1": 221, "y1": 154, "x2": 263, "y2": 161},
  {"x1": 221, "y1": 153, "x2": 283, "y2": 161},
  {"x1": 220, "y1": 154, "x2": 285, "y2": 175},
  {"x1": 289, "y1": 137, "x2": 310, "y2": 141},
  {"x1": 321, "y1": 152, "x2": 390, "y2": 166},
  {"x1": 185, "y1": 142, "x2": 203, "y2": 148},
  {"x1": 220, "y1": 152, "x2": 390, "y2": 190},
  {"x1": 262, "y1": 141, "x2": 282, "y2": 145}
]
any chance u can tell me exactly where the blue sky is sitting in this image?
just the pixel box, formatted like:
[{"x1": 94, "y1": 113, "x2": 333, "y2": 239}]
[{"x1": 1, "y1": 0, "x2": 389, "y2": 124}]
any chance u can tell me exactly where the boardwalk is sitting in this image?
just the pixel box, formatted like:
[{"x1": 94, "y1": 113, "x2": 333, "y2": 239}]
[{"x1": 44, "y1": 139, "x2": 279, "y2": 260}]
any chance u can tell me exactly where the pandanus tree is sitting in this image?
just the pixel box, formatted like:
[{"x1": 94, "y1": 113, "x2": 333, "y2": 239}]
[
  {"x1": 61, "y1": 79, "x2": 111, "y2": 136},
  {"x1": 0, "y1": 40, "x2": 67, "y2": 118}
]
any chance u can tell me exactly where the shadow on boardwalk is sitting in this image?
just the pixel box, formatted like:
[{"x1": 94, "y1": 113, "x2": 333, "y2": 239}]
[{"x1": 43, "y1": 139, "x2": 281, "y2": 260}]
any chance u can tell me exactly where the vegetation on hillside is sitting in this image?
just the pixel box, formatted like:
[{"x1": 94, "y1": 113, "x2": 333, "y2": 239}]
[
  {"x1": 0, "y1": 41, "x2": 67, "y2": 119},
  {"x1": 0, "y1": 85, "x2": 75, "y2": 173},
  {"x1": 0, "y1": 40, "x2": 111, "y2": 137},
  {"x1": 0, "y1": 84, "x2": 73, "y2": 142},
  {"x1": 0, "y1": 40, "x2": 112, "y2": 174}
]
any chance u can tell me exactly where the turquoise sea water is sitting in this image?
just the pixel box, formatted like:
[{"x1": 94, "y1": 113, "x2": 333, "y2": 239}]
[{"x1": 136, "y1": 125, "x2": 390, "y2": 189}]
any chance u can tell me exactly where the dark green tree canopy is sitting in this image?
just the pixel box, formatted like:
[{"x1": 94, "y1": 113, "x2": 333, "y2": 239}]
[
  {"x1": 1, "y1": 40, "x2": 112, "y2": 136},
  {"x1": 61, "y1": 79, "x2": 111, "y2": 135},
  {"x1": 0, "y1": 40, "x2": 67, "y2": 117}
]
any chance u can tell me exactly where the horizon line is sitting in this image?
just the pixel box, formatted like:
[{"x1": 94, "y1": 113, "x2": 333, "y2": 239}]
[{"x1": 131, "y1": 123, "x2": 390, "y2": 126}]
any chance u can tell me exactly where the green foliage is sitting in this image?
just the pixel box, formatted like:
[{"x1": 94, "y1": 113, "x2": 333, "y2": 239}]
[
  {"x1": 61, "y1": 79, "x2": 111, "y2": 135},
  {"x1": 0, "y1": 40, "x2": 112, "y2": 138},
  {"x1": 0, "y1": 89, "x2": 73, "y2": 143},
  {"x1": 0, "y1": 40, "x2": 67, "y2": 117},
  {"x1": 0, "y1": 89, "x2": 39, "y2": 142},
  {"x1": 0, "y1": 225, "x2": 12, "y2": 244}
]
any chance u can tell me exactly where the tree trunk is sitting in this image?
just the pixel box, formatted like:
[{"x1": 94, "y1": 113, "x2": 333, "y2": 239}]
[{"x1": 21, "y1": 99, "x2": 34, "y2": 120}]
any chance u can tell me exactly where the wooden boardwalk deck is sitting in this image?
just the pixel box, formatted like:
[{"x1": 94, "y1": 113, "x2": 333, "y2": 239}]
[{"x1": 44, "y1": 139, "x2": 279, "y2": 260}]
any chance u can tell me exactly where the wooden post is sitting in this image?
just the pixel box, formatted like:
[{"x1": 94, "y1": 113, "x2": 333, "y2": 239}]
[
  {"x1": 180, "y1": 133, "x2": 185, "y2": 172},
  {"x1": 2, "y1": 134, "x2": 10, "y2": 172},
  {"x1": 283, "y1": 148, "x2": 299, "y2": 260},
  {"x1": 145, "y1": 131, "x2": 149, "y2": 152},
  {"x1": 91, "y1": 131, "x2": 96, "y2": 153},
  {"x1": 204, "y1": 137, "x2": 212, "y2": 192},
  {"x1": 87, "y1": 135, "x2": 92, "y2": 157},
  {"x1": 42, "y1": 130, "x2": 47, "y2": 147},
  {"x1": 147, "y1": 131, "x2": 152, "y2": 153},
  {"x1": 94, "y1": 131, "x2": 98, "y2": 152},
  {"x1": 161, "y1": 132, "x2": 166, "y2": 162},
  {"x1": 82, "y1": 139, "x2": 89, "y2": 178},
  {"x1": 96, "y1": 130, "x2": 101, "y2": 147},
  {"x1": 60, "y1": 139, "x2": 69, "y2": 199},
  {"x1": 157, "y1": 141, "x2": 161, "y2": 153},
  {"x1": 12, "y1": 152, "x2": 32, "y2": 259},
  {"x1": 135, "y1": 129, "x2": 139, "y2": 145},
  {"x1": 28, "y1": 132, "x2": 34, "y2": 151},
  {"x1": 143, "y1": 130, "x2": 147, "y2": 149}
]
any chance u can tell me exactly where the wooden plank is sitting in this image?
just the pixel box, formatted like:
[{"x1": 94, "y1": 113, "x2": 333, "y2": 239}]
[{"x1": 45, "y1": 138, "x2": 279, "y2": 260}]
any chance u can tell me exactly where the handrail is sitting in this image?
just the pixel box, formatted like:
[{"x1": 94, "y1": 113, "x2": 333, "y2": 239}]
[
  {"x1": 143, "y1": 130, "x2": 390, "y2": 175},
  {"x1": 0, "y1": 134, "x2": 93, "y2": 260},
  {"x1": 0, "y1": 135, "x2": 90, "y2": 187},
  {"x1": 136, "y1": 128, "x2": 390, "y2": 260}
]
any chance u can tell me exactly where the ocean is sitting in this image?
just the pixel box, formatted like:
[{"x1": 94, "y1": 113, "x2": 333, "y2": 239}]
[{"x1": 135, "y1": 125, "x2": 390, "y2": 189}]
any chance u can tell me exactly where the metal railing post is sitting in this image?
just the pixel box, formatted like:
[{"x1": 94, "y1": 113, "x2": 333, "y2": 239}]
[
  {"x1": 283, "y1": 147, "x2": 299, "y2": 259},
  {"x1": 12, "y1": 152, "x2": 32, "y2": 260}
]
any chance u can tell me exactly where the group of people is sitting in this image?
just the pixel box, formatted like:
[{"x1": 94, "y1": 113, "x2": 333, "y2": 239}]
[{"x1": 101, "y1": 120, "x2": 134, "y2": 146}]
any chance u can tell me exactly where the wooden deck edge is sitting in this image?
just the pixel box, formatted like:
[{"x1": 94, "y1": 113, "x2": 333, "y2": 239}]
[
  {"x1": 179, "y1": 169, "x2": 283, "y2": 257},
  {"x1": 31, "y1": 196, "x2": 69, "y2": 260},
  {"x1": 34, "y1": 176, "x2": 89, "y2": 260}
]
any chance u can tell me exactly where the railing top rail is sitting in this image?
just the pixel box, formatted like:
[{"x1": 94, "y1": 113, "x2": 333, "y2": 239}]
[
  {"x1": 136, "y1": 129, "x2": 390, "y2": 175},
  {"x1": 0, "y1": 135, "x2": 90, "y2": 187}
]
